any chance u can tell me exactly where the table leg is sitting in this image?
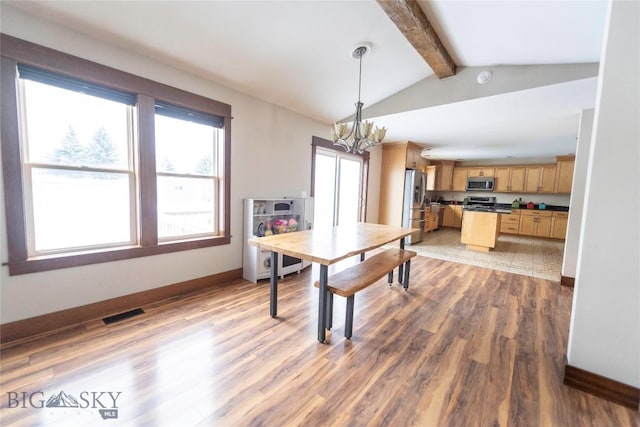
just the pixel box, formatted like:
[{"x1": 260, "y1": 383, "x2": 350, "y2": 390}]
[
  {"x1": 318, "y1": 264, "x2": 328, "y2": 343},
  {"x1": 270, "y1": 251, "x2": 279, "y2": 317},
  {"x1": 398, "y1": 237, "x2": 405, "y2": 284}
]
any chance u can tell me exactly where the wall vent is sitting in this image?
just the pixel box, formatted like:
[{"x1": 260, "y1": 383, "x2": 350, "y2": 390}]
[{"x1": 102, "y1": 308, "x2": 145, "y2": 325}]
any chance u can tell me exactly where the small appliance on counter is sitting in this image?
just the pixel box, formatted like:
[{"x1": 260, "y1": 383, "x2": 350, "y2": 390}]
[
  {"x1": 512, "y1": 199, "x2": 520, "y2": 208},
  {"x1": 538, "y1": 202, "x2": 546, "y2": 210},
  {"x1": 527, "y1": 201, "x2": 535, "y2": 209}
]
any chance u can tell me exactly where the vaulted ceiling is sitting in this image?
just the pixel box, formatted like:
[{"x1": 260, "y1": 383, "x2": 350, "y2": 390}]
[{"x1": 2, "y1": 0, "x2": 608, "y2": 160}]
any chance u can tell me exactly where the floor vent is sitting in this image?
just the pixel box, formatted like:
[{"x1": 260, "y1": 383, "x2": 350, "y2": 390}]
[{"x1": 103, "y1": 308, "x2": 145, "y2": 325}]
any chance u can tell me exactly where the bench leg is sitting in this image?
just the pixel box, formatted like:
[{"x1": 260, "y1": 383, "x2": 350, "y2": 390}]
[
  {"x1": 345, "y1": 295, "x2": 355, "y2": 339},
  {"x1": 388, "y1": 270, "x2": 393, "y2": 285},
  {"x1": 326, "y1": 292, "x2": 333, "y2": 330},
  {"x1": 403, "y1": 260, "x2": 411, "y2": 290}
]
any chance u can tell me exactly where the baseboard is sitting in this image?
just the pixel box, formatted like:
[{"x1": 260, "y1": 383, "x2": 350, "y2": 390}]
[
  {"x1": 0, "y1": 268, "x2": 242, "y2": 344},
  {"x1": 560, "y1": 275, "x2": 575, "y2": 288},
  {"x1": 564, "y1": 363, "x2": 640, "y2": 409}
]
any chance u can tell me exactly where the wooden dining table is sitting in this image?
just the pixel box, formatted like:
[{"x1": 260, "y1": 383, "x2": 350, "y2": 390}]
[{"x1": 247, "y1": 222, "x2": 416, "y2": 342}]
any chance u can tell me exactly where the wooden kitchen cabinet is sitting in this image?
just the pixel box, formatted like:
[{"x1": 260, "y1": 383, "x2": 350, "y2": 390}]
[
  {"x1": 424, "y1": 212, "x2": 439, "y2": 232},
  {"x1": 406, "y1": 145, "x2": 424, "y2": 170},
  {"x1": 442, "y1": 205, "x2": 463, "y2": 228},
  {"x1": 494, "y1": 167, "x2": 526, "y2": 193},
  {"x1": 461, "y1": 210, "x2": 501, "y2": 251},
  {"x1": 500, "y1": 210, "x2": 521, "y2": 234},
  {"x1": 524, "y1": 165, "x2": 556, "y2": 193},
  {"x1": 379, "y1": 141, "x2": 426, "y2": 226},
  {"x1": 452, "y1": 168, "x2": 469, "y2": 191},
  {"x1": 554, "y1": 155, "x2": 575, "y2": 193},
  {"x1": 467, "y1": 167, "x2": 494, "y2": 177},
  {"x1": 550, "y1": 211, "x2": 569, "y2": 239},
  {"x1": 519, "y1": 210, "x2": 552, "y2": 237},
  {"x1": 434, "y1": 161, "x2": 455, "y2": 191},
  {"x1": 539, "y1": 165, "x2": 557, "y2": 193},
  {"x1": 424, "y1": 165, "x2": 437, "y2": 190}
]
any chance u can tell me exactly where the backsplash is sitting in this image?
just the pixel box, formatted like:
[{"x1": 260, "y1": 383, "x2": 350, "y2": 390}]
[{"x1": 434, "y1": 191, "x2": 571, "y2": 206}]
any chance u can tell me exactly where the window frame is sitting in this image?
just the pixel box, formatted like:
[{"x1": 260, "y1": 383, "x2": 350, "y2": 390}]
[
  {"x1": 19, "y1": 78, "x2": 138, "y2": 256},
  {"x1": 310, "y1": 136, "x2": 369, "y2": 223},
  {"x1": 1, "y1": 34, "x2": 232, "y2": 275}
]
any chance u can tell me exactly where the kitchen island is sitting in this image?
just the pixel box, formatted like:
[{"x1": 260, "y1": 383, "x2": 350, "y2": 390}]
[{"x1": 460, "y1": 210, "x2": 503, "y2": 252}]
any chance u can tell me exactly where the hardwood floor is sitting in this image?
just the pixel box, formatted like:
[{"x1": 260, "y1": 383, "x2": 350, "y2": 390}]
[{"x1": 1, "y1": 254, "x2": 638, "y2": 426}]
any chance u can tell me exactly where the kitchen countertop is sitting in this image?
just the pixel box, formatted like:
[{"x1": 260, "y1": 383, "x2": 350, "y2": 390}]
[
  {"x1": 437, "y1": 200, "x2": 569, "y2": 212},
  {"x1": 463, "y1": 206, "x2": 511, "y2": 214}
]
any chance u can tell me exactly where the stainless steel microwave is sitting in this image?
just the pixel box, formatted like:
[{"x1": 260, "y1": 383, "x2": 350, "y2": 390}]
[{"x1": 466, "y1": 176, "x2": 495, "y2": 191}]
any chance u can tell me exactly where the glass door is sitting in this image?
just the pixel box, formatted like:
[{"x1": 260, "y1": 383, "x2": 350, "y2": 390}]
[{"x1": 313, "y1": 148, "x2": 363, "y2": 227}]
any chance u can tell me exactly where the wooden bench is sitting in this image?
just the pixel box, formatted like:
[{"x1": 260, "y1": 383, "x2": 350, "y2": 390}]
[{"x1": 314, "y1": 248, "x2": 417, "y2": 339}]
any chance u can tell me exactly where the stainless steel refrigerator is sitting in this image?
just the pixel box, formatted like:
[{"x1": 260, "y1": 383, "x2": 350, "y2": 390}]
[{"x1": 402, "y1": 169, "x2": 427, "y2": 245}]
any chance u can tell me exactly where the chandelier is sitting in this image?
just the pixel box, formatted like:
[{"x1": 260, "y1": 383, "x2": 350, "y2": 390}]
[{"x1": 331, "y1": 44, "x2": 387, "y2": 154}]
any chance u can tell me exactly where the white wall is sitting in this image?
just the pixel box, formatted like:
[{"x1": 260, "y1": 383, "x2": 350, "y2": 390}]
[
  {"x1": 562, "y1": 109, "x2": 594, "y2": 278},
  {"x1": 0, "y1": 7, "x2": 375, "y2": 323},
  {"x1": 566, "y1": 0, "x2": 639, "y2": 388}
]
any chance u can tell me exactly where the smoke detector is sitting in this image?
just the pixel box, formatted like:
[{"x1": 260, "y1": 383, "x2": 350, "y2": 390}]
[{"x1": 476, "y1": 70, "x2": 493, "y2": 84}]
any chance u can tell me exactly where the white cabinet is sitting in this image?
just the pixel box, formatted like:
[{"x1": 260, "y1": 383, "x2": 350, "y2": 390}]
[{"x1": 243, "y1": 198, "x2": 314, "y2": 283}]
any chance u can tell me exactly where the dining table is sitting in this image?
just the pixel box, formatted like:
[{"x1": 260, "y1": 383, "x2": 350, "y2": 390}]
[{"x1": 247, "y1": 222, "x2": 416, "y2": 342}]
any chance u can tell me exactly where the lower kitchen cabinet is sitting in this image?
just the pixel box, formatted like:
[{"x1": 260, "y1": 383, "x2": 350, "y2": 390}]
[
  {"x1": 442, "y1": 205, "x2": 463, "y2": 228},
  {"x1": 500, "y1": 211, "x2": 521, "y2": 234},
  {"x1": 519, "y1": 210, "x2": 552, "y2": 237},
  {"x1": 550, "y1": 211, "x2": 569, "y2": 239},
  {"x1": 425, "y1": 212, "x2": 439, "y2": 232}
]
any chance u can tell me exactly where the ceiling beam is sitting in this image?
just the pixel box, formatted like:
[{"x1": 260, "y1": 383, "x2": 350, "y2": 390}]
[{"x1": 377, "y1": 0, "x2": 456, "y2": 78}]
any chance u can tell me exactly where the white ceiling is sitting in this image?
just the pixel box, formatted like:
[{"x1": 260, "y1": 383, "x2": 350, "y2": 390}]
[{"x1": 4, "y1": 0, "x2": 609, "y2": 161}]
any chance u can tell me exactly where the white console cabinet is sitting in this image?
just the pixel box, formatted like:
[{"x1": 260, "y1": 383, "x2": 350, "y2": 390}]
[{"x1": 243, "y1": 197, "x2": 314, "y2": 283}]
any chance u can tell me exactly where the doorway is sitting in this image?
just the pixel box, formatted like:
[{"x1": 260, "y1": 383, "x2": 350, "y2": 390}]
[{"x1": 311, "y1": 137, "x2": 369, "y2": 228}]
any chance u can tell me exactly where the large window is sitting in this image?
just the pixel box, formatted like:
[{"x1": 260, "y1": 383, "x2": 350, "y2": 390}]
[
  {"x1": 19, "y1": 69, "x2": 136, "y2": 255},
  {"x1": 154, "y1": 103, "x2": 222, "y2": 240},
  {"x1": 1, "y1": 35, "x2": 231, "y2": 275}
]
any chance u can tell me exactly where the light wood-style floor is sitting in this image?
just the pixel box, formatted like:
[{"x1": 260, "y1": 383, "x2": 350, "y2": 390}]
[{"x1": 1, "y1": 255, "x2": 638, "y2": 426}]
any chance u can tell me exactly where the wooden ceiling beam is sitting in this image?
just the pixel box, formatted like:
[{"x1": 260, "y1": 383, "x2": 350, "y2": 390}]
[{"x1": 377, "y1": 0, "x2": 456, "y2": 78}]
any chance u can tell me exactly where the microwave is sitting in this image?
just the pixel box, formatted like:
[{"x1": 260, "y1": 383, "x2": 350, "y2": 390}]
[{"x1": 466, "y1": 176, "x2": 495, "y2": 191}]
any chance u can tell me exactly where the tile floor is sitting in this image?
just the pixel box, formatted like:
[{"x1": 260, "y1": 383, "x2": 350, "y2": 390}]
[{"x1": 397, "y1": 228, "x2": 564, "y2": 281}]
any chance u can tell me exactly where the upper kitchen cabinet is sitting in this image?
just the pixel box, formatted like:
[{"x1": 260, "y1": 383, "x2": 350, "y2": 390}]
[
  {"x1": 424, "y1": 165, "x2": 437, "y2": 191},
  {"x1": 554, "y1": 155, "x2": 576, "y2": 193},
  {"x1": 434, "y1": 161, "x2": 455, "y2": 191},
  {"x1": 524, "y1": 165, "x2": 556, "y2": 193},
  {"x1": 467, "y1": 167, "x2": 495, "y2": 177},
  {"x1": 452, "y1": 167, "x2": 469, "y2": 192},
  {"x1": 494, "y1": 167, "x2": 526, "y2": 192},
  {"x1": 405, "y1": 142, "x2": 426, "y2": 170}
]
